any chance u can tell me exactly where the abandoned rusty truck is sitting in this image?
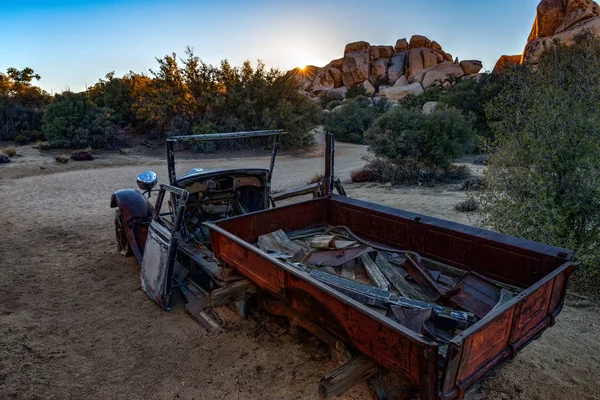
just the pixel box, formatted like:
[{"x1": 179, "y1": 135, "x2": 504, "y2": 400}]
[{"x1": 110, "y1": 130, "x2": 576, "y2": 399}]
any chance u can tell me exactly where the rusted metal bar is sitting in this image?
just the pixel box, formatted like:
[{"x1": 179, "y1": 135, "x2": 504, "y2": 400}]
[
  {"x1": 324, "y1": 133, "x2": 335, "y2": 197},
  {"x1": 167, "y1": 129, "x2": 285, "y2": 142}
]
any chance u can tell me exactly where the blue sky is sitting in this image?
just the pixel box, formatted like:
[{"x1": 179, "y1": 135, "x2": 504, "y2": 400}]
[{"x1": 0, "y1": 0, "x2": 540, "y2": 93}]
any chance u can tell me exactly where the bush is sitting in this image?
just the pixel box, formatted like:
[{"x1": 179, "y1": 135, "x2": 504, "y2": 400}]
[
  {"x1": 478, "y1": 32, "x2": 600, "y2": 286},
  {"x1": 461, "y1": 176, "x2": 487, "y2": 191},
  {"x1": 71, "y1": 150, "x2": 94, "y2": 161},
  {"x1": 21, "y1": 130, "x2": 44, "y2": 141},
  {"x1": 55, "y1": 155, "x2": 69, "y2": 163},
  {"x1": 35, "y1": 141, "x2": 52, "y2": 150},
  {"x1": 323, "y1": 97, "x2": 391, "y2": 144},
  {"x1": 455, "y1": 198, "x2": 479, "y2": 212},
  {"x1": 43, "y1": 92, "x2": 112, "y2": 148},
  {"x1": 1, "y1": 146, "x2": 16, "y2": 157},
  {"x1": 365, "y1": 106, "x2": 475, "y2": 169},
  {"x1": 14, "y1": 135, "x2": 29, "y2": 145},
  {"x1": 362, "y1": 156, "x2": 469, "y2": 185},
  {"x1": 346, "y1": 84, "x2": 368, "y2": 99},
  {"x1": 350, "y1": 168, "x2": 375, "y2": 183},
  {"x1": 325, "y1": 100, "x2": 344, "y2": 111},
  {"x1": 318, "y1": 92, "x2": 344, "y2": 109}
]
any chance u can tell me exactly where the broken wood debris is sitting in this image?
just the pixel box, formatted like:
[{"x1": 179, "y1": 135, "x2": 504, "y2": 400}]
[
  {"x1": 318, "y1": 355, "x2": 378, "y2": 399},
  {"x1": 255, "y1": 226, "x2": 522, "y2": 350}
]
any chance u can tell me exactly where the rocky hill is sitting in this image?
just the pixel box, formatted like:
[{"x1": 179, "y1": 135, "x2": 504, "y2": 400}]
[
  {"x1": 288, "y1": 35, "x2": 483, "y2": 101},
  {"x1": 495, "y1": 0, "x2": 600, "y2": 70}
]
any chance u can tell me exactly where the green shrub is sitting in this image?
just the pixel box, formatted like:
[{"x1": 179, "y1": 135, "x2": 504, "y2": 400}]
[
  {"x1": 346, "y1": 84, "x2": 367, "y2": 99},
  {"x1": 318, "y1": 92, "x2": 344, "y2": 109},
  {"x1": 325, "y1": 100, "x2": 343, "y2": 111},
  {"x1": 43, "y1": 92, "x2": 112, "y2": 148},
  {"x1": 365, "y1": 106, "x2": 475, "y2": 169},
  {"x1": 478, "y1": 32, "x2": 600, "y2": 288},
  {"x1": 21, "y1": 130, "x2": 44, "y2": 141},
  {"x1": 14, "y1": 135, "x2": 29, "y2": 145},
  {"x1": 323, "y1": 97, "x2": 392, "y2": 144}
]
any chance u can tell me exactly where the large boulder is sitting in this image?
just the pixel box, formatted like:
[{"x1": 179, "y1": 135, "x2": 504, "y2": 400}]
[
  {"x1": 370, "y1": 58, "x2": 389, "y2": 85},
  {"x1": 380, "y1": 82, "x2": 424, "y2": 100},
  {"x1": 407, "y1": 48, "x2": 425, "y2": 78},
  {"x1": 309, "y1": 69, "x2": 335, "y2": 93},
  {"x1": 524, "y1": 15, "x2": 600, "y2": 63},
  {"x1": 422, "y1": 101, "x2": 439, "y2": 114},
  {"x1": 394, "y1": 75, "x2": 409, "y2": 87},
  {"x1": 395, "y1": 38, "x2": 408, "y2": 52},
  {"x1": 459, "y1": 60, "x2": 483, "y2": 74},
  {"x1": 388, "y1": 54, "x2": 407, "y2": 84},
  {"x1": 422, "y1": 48, "x2": 438, "y2": 69},
  {"x1": 372, "y1": 45, "x2": 394, "y2": 59},
  {"x1": 420, "y1": 62, "x2": 465, "y2": 88},
  {"x1": 409, "y1": 35, "x2": 432, "y2": 49},
  {"x1": 528, "y1": 0, "x2": 566, "y2": 41},
  {"x1": 362, "y1": 80, "x2": 376, "y2": 96},
  {"x1": 329, "y1": 58, "x2": 344, "y2": 70},
  {"x1": 523, "y1": 0, "x2": 600, "y2": 64},
  {"x1": 342, "y1": 41, "x2": 371, "y2": 88},
  {"x1": 493, "y1": 54, "x2": 522, "y2": 72},
  {"x1": 329, "y1": 68, "x2": 343, "y2": 88},
  {"x1": 556, "y1": 0, "x2": 600, "y2": 33}
]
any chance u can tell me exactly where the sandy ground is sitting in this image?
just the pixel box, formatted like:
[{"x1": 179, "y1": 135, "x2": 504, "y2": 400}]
[{"x1": 0, "y1": 141, "x2": 599, "y2": 400}]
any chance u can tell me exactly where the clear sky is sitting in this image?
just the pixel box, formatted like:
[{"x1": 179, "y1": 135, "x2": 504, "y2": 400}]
[{"x1": 0, "y1": 0, "x2": 540, "y2": 93}]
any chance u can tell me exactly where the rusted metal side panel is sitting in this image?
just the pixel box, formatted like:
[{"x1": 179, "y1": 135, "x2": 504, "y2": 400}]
[
  {"x1": 441, "y1": 262, "x2": 576, "y2": 399},
  {"x1": 211, "y1": 233, "x2": 286, "y2": 300},
  {"x1": 326, "y1": 196, "x2": 573, "y2": 287},
  {"x1": 215, "y1": 198, "x2": 326, "y2": 244},
  {"x1": 208, "y1": 220, "x2": 439, "y2": 398}
]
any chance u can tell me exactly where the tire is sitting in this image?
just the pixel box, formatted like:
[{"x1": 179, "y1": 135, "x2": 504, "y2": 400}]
[{"x1": 114, "y1": 210, "x2": 133, "y2": 257}]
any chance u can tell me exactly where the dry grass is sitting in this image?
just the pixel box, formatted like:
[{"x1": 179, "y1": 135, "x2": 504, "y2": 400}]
[
  {"x1": 36, "y1": 141, "x2": 52, "y2": 150},
  {"x1": 454, "y1": 198, "x2": 479, "y2": 212},
  {"x1": 55, "y1": 155, "x2": 69, "y2": 164},
  {"x1": 1, "y1": 146, "x2": 17, "y2": 157},
  {"x1": 71, "y1": 150, "x2": 94, "y2": 161},
  {"x1": 350, "y1": 168, "x2": 375, "y2": 183},
  {"x1": 309, "y1": 172, "x2": 324, "y2": 184}
]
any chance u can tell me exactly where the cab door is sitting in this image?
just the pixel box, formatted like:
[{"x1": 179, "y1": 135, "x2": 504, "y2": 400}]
[{"x1": 140, "y1": 184, "x2": 189, "y2": 310}]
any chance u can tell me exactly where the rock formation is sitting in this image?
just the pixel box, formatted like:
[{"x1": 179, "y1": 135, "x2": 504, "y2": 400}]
[
  {"x1": 289, "y1": 34, "x2": 483, "y2": 101},
  {"x1": 495, "y1": 0, "x2": 600, "y2": 70}
]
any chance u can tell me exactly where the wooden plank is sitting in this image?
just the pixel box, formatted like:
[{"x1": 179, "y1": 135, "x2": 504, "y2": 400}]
[
  {"x1": 376, "y1": 253, "x2": 425, "y2": 301},
  {"x1": 360, "y1": 254, "x2": 390, "y2": 291},
  {"x1": 319, "y1": 355, "x2": 379, "y2": 399},
  {"x1": 209, "y1": 279, "x2": 256, "y2": 308}
]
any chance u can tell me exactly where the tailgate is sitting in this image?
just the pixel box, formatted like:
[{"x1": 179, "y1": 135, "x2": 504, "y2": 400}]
[{"x1": 440, "y1": 261, "x2": 576, "y2": 399}]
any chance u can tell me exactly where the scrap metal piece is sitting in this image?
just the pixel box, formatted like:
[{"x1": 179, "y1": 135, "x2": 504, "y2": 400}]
[
  {"x1": 391, "y1": 297, "x2": 477, "y2": 331},
  {"x1": 447, "y1": 271, "x2": 501, "y2": 319},
  {"x1": 310, "y1": 270, "x2": 476, "y2": 330},
  {"x1": 387, "y1": 306, "x2": 436, "y2": 339},
  {"x1": 310, "y1": 269, "x2": 392, "y2": 308},
  {"x1": 402, "y1": 252, "x2": 446, "y2": 299},
  {"x1": 298, "y1": 246, "x2": 375, "y2": 268},
  {"x1": 257, "y1": 229, "x2": 303, "y2": 255},
  {"x1": 360, "y1": 254, "x2": 390, "y2": 291}
]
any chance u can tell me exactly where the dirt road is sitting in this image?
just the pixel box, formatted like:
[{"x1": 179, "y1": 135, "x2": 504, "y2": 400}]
[{"x1": 1, "y1": 143, "x2": 598, "y2": 399}]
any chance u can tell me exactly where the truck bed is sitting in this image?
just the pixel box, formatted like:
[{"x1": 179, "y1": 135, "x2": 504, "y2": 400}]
[{"x1": 206, "y1": 195, "x2": 576, "y2": 399}]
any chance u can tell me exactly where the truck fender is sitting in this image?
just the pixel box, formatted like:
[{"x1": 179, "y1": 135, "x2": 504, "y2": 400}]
[{"x1": 110, "y1": 189, "x2": 153, "y2": 263}]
